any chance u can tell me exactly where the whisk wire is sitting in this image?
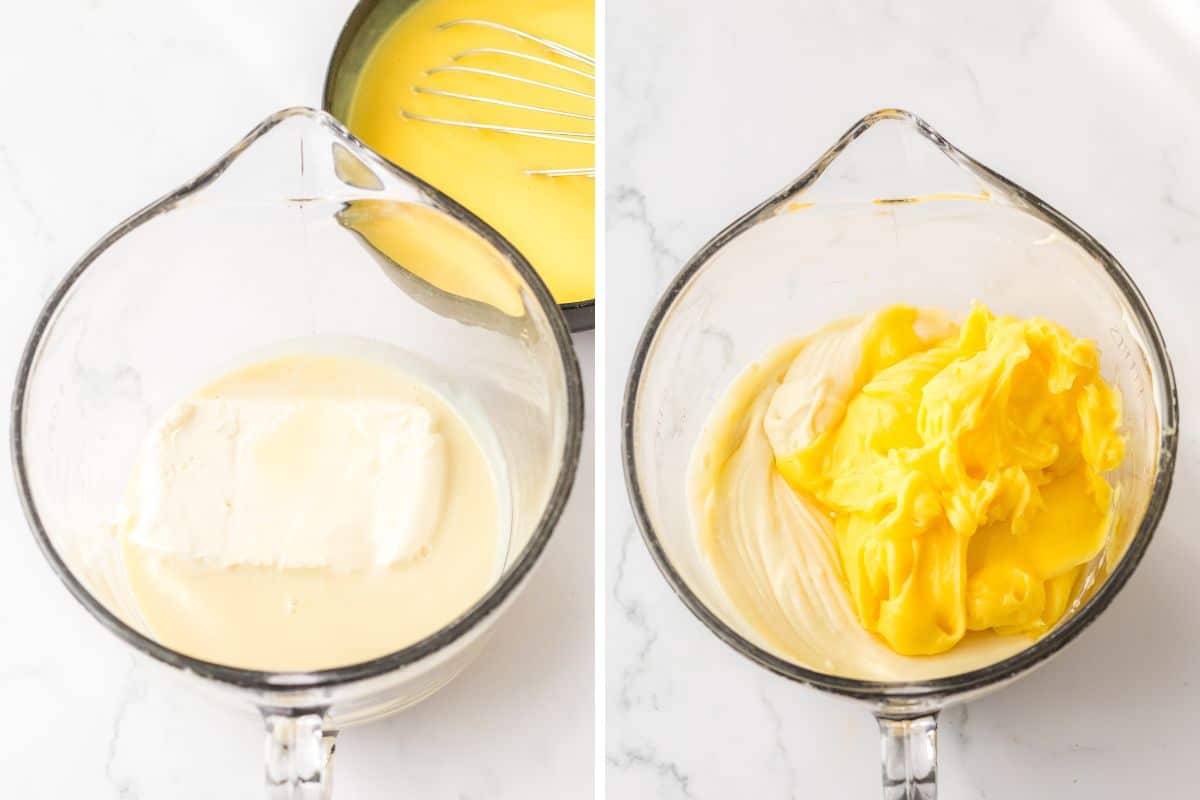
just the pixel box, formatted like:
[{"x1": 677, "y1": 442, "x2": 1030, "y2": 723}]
[
  {"x1": 526, "y1": 167, "x2": 594, "y2": 177},
  {"x1": 451, "y1": 48, "x2": 594, "y2": 81},
  {"x1": 437, "y1": 19, "x2": 594, "y2": 67},
  {"x1": 414, "y1": 87, "x2": 594, "y2": 120},
  {"x1": 425, "y1": 65, "x2": 592, "y2": 100},
  {"x1": 400, "y1": 114, "x2": 593, "y2": 145},
  {"x1": 406, "y1": 19, "x2": 595, "y2": 177}
]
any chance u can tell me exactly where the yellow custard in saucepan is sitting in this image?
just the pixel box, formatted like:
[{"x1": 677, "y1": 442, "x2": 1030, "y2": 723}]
[{"x1": 346, "y1": 0, "x2": 594, "y2": 307}]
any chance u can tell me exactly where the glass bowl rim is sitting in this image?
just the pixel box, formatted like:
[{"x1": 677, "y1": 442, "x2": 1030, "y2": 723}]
[
  {"x1": 621, "y1": 107, "x2": 1180, "y2": 702},
  {"x1": 9, "y1": 107, "x2": 586, "y2": 693}
]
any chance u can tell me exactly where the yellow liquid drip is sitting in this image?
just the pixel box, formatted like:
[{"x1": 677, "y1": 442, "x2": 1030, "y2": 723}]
[{"x1": 347, "y1": 0, "x2": 595, "y2": 306}]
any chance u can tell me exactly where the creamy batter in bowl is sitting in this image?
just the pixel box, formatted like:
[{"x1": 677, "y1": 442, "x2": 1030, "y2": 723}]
[
  {"x1": 13, "y1": 108, "x2": 583, "y2": 797},
  {"x1": 623, "y1": 110, "x2": 1176, "y2": 797}
]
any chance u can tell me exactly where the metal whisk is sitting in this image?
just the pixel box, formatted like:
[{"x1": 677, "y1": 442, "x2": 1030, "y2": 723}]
[{"x1": 403, "y1": 19, "x2": 595, "y2": 178}]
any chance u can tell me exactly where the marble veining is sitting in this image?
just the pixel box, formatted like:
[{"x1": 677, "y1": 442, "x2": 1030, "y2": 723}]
[{"x1": 611, "y1": 521, "x2": 661, "y2": 714}]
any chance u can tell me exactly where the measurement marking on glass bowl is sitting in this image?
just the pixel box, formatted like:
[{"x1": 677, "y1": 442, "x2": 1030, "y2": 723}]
[{"x1": 1109, "y1": 327, "x2": 1146, "y2": 400}]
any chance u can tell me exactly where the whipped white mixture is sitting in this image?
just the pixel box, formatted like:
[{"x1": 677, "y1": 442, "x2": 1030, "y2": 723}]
[{"x1": 127, "y1": 397, "x2": 445, "y2": 570}]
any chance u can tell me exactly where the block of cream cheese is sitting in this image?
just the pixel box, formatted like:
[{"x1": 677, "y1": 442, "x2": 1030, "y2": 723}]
[{"x1": 125, "y1": 396, "x2": 446, "y2": 570}]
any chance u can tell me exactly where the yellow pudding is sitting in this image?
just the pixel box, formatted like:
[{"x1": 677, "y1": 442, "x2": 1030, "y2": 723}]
[
  {"x1": 338, "y1": 200, "x2": 526, "y2": 318},
  {"x1": 690, "y1": 305, "x2": 1125, "y2": 679},
  {"x1": 117, "y1": 351, "x2": 503, "y2": 671},
  {"x1": 346, "y1": 0, "x2": 594, "y2": 307}
]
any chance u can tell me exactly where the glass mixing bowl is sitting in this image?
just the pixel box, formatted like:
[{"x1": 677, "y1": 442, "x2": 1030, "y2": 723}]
[
  {"x1": 622, "y1": 109, "x2": 1177, "y2": 798},
  {"x1": 11, "y1": 107, "x2": 583, "y2": 798}
]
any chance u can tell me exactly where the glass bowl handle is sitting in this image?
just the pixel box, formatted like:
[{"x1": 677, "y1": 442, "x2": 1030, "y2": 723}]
[
  {"x1": 877, "y1": 712, "x2": 938, "y2": 799},
  {"x1": 264, "y1": 712, "x2": 338, "y2": 798}
]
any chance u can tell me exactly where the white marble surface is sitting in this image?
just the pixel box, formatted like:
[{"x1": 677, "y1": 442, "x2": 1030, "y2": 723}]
[
  {"x1": 0, "y1": 1, "x2": 593, "y2": 797},
  {"x1": 606, "y1": 1, "x2": 1199, "y2": 797}
]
